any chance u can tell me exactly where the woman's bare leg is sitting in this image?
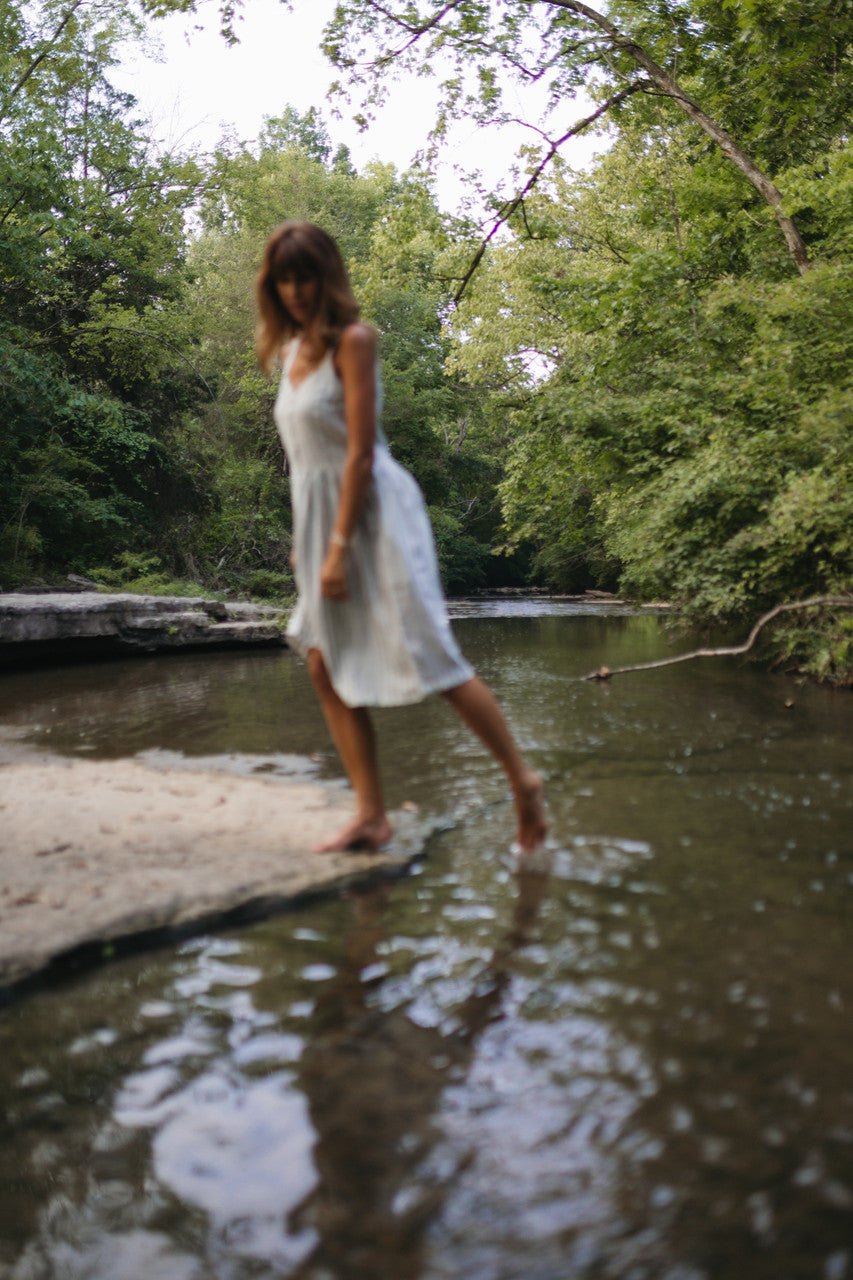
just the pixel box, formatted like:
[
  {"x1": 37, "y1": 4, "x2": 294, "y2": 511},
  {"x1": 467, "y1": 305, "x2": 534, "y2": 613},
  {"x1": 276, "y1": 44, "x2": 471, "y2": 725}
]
[
  {"x1": 442, "y1": 676, "x2": 547, "y2": 853},
  {"x1": 306, "y1": 648, "x2": 393, "y2": 853}
]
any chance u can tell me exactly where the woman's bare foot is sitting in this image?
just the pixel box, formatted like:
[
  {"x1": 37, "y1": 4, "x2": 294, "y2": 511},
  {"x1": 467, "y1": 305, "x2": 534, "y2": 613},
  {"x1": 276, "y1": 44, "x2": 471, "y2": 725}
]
[
  {"x1": 513, "y1": 771, "x2": 548, "y2": 853},
  {"x1": 312, "y1": 813, "x2": 394, "y2": 854}
]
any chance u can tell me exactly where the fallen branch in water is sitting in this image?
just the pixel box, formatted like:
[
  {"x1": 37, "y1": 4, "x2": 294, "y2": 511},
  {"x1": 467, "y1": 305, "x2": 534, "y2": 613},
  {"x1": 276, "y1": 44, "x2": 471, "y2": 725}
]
[{"x1": 584, "y1": 594, "x2": 853, "y2": 681}]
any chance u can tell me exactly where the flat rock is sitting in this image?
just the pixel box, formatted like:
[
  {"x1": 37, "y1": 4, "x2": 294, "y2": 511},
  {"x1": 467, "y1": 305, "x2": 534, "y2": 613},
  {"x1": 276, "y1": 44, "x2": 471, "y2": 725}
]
[
  {"x1": 0, "y1": 592, "x2": 288, "y2": 665},
  {"x1": 0, "y1": 755, "x2": 431, "y2": 995}
]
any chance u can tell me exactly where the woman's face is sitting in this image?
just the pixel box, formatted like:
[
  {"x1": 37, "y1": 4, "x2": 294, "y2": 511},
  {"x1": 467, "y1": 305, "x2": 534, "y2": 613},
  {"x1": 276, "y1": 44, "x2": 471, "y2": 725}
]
[{"x1": 275, "y1": 273, "x2": 318, "y2": 327}]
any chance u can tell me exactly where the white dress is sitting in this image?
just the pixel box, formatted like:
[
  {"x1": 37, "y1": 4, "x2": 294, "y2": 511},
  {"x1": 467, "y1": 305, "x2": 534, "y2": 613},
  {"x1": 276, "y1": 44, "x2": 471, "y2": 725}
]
[{"x1": 274, "y1": 339, "x2": 474, "y2": 708}]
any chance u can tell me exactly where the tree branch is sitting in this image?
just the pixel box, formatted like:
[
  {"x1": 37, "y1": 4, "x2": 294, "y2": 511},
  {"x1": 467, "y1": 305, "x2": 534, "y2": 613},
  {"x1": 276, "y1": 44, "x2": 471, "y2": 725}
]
[
  {"x1": 330, "y1": 0, "x2": 811, "y2": 274},
  {"x1": 366, "y1": 0, "x2": 467, "y2": 52},
  {"x1": 545, "y1": 0, "x2": 811, "y2": 275},
  {"x1": 453, "y1": 82, "x2": 642, "y2": 304},
  {"x1": 584, "y1": 596, "x2": 853, "y2": 681},
  {"x1": 0, "y1": 0, "x2": 87, "y2": 124}
]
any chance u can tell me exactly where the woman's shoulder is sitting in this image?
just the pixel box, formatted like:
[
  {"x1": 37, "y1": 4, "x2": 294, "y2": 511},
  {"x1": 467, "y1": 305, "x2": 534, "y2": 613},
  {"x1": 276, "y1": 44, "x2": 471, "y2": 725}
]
[
  {"x1": 337, "y1": 321, "x2": 377, "y2": 358},
  {"x1": 335, "y1": 322, "x2": 378, "y2": 378}
]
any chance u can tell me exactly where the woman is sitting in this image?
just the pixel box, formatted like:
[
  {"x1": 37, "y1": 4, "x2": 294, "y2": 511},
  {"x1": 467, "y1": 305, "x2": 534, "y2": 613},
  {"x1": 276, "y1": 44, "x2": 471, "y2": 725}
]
[{"x1": 256, "y1": 222, "x2": 546, "y2": 855}]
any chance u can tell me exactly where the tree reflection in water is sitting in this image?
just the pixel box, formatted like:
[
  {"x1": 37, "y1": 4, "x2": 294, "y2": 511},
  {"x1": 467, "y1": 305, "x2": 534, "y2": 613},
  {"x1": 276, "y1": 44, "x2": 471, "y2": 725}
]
[{"x1": 289, "y1": 866, "x2": 550, "y2": 1280}]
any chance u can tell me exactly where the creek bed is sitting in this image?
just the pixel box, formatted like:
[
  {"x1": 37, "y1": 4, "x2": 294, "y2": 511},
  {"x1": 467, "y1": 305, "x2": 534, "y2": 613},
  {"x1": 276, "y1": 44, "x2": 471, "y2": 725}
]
[{"x1": 0, "y1": 603, "x2": 851, "y2": 1279}]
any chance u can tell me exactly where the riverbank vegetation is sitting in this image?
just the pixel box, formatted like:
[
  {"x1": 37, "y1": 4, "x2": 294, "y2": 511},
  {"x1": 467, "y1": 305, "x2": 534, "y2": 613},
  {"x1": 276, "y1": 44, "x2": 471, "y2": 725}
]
[{"x1": 2, "y1": 0, "x2": 851, "y2": 680}]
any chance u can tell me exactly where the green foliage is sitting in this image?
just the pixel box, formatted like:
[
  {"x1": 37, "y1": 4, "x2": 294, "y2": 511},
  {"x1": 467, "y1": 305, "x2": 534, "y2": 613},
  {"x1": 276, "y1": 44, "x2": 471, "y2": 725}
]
[
  {"x1": 238, "y1": 569, "x2": 293, "y2": 602},
  {"x1": 773, "y1": 610, "x2": 853, "y2": 686},
  {"x1": 448, "y1": 113, "x2": 853, "y2": 675},
  {"x1": 86, "y1": 552, "x2": 208, "y2": 596},
  {"x1": 613, "y1": 0, "x2": 853, "y2": 170},
  {"x1": 0, "y1": 0, "x2": 206, "y2": 585},
  {"x1": 497, "y1": 429, "x2": 618, "y2": 592},
  {"x1": 6, "y1": 0, "x2": 852, "y2": 683},
  {"x1": 428, "y1": 507, "x2": 491, "y2": 593},
  {"x1": 606, "y1": 265, "x2": 853, "y2": 623}
]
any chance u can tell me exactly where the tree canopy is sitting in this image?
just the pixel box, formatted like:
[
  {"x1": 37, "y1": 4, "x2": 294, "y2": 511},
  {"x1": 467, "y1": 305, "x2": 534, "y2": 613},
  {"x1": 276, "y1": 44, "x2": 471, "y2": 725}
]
[
  {"x1": 1, "y1": 0, "x2": 851, "y2": 680},
  {"x1": 316, "y1": 0, "x2": 853, "y2": 677},
  {"x1": 1, "y1": 0, "x2": 204, "y2": 579},
  {"x1": 322, "y1": 0, "x2": 853, "y2": 276}
]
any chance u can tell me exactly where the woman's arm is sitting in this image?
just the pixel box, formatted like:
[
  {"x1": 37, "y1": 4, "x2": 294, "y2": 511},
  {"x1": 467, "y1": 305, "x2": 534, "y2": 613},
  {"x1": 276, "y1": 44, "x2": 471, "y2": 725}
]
[{"x1": 320, "y1": 322, "x2": 378, "y2": 602}]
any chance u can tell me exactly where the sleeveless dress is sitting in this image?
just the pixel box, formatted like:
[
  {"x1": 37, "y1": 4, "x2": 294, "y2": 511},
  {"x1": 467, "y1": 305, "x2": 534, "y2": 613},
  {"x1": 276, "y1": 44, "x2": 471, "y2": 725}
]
[{"x1": 273, "y1": 339, "x2": 474, "y2": 708}]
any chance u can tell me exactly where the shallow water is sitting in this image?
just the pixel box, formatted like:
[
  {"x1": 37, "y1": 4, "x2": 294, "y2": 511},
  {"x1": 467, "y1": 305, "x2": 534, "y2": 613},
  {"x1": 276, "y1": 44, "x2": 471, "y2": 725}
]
[{"x1": 1, "y1": 606, "x2": 852, "y2": 1279}]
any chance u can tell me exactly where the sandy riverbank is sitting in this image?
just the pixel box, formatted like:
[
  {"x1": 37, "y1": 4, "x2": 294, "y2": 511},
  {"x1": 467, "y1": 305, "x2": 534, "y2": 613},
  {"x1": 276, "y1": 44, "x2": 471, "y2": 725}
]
[{"x1": 0, "y1": 752, "x2": 429, "y2": 995}]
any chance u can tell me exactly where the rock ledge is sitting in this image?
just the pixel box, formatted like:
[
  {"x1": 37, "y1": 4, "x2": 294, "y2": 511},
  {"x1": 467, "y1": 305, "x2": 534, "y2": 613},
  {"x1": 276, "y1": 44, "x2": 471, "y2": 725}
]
[
  {"x1": 0, "y1": 592, "x2": 288, "y2": 666},
  {"x1": 0, "y1": 755, "x2": 432, "y2": 999}
]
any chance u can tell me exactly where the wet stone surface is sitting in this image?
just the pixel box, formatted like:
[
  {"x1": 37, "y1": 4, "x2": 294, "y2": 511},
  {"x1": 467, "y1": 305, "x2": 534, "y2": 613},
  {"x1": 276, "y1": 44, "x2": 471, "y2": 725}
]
[{"x1": 0, "y1": 752, "x2": 432, "y2": 990}]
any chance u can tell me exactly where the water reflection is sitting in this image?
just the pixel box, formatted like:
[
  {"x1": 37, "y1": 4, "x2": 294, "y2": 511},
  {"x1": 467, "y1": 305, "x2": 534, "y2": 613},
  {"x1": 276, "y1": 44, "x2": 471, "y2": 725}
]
[
  {"x1": 0, "y1": 869, "x2": 553, "y2": 1280},
  {"x1": 446, "y1": 596, "x2": 644, "y2": 619},
  {"x1": 0, "y1": 648, "x2": 326, "y2": 766},
  {"x1": 1, "y1": 609, "x2": 852, "y2": 1278},
  {"x1": 287, "y1": 870, "x2": 549, "y2": 1279}
]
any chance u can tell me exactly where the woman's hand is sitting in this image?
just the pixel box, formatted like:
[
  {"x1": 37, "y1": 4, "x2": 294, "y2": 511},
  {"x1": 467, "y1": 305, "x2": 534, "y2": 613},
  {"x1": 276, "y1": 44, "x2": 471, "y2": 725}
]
[{"x1": 320, "y1": 544, "x2": 349, "y2": 601}]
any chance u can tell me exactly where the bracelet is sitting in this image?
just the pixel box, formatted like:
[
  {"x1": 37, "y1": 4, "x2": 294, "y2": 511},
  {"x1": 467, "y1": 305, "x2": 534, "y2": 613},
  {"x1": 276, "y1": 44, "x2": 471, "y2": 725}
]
[{"x1": 330, "y1": 531, "x2": 348, "y2": 549}]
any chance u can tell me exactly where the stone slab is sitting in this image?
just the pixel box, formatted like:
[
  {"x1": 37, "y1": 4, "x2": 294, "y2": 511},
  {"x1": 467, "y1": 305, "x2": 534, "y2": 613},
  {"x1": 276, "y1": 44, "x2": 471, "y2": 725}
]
[
  {"x1": 0, "y1": 755, "x2": 431, "y2": 995},
  {"x1": 0, "y1": 592, "x2": 288, "y2": 665}
]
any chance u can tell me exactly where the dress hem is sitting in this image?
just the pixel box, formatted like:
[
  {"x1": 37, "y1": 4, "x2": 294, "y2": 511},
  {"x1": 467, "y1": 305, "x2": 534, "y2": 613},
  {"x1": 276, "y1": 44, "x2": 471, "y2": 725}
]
[{"x1": 285, "y1": 626, "x2": 474, "y2": 709}]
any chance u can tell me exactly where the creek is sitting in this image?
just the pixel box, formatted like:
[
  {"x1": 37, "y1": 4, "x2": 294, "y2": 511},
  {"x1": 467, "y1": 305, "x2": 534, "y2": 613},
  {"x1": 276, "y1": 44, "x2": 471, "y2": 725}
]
[{"x1": 0, "y1": 601, "x2": 851, "y2": 1280}]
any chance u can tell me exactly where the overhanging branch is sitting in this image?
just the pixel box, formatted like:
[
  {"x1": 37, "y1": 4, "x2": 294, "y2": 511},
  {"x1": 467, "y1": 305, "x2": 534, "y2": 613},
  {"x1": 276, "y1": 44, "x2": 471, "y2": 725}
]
[
  {"x1": 337, "y1": 0, "x2": 812, "y2": 277},
  {"x1": 367, "y1": 0, "x2": 467, "y2": 52},
  {"x1": 453, "y1": 82, "x2": 642, "y2": 305},
  {"x1": 545, "y1": 0, "x2": 811, "y2": 274}
]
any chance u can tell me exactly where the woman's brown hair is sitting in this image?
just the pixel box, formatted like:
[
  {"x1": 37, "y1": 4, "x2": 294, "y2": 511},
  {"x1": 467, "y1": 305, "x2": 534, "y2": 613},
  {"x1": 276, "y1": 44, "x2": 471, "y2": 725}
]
[{"x1": 255, "y1": 222, "x2": 360, "y2": 373}]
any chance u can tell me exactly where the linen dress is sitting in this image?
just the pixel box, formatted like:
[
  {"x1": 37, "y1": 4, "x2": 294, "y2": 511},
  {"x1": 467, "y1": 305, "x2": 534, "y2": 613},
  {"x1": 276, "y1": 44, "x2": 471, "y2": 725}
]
[{"x1": 274, "y1": 338, "x2": 474, "y2": 708}]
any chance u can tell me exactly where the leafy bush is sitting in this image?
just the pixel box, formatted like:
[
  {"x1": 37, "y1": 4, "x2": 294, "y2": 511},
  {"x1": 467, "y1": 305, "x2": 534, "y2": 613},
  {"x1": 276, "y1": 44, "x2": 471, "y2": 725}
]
[
  {"x1": 238, "y1": 568, "x2": 294, "y2": 601},
  {"x1": 608, "y1": 265, "x2": 853, "y2": 650},
  {"x1": 86, "y1": 553, "x2": 210, "y2": 598},
  {"x1": 428, "y1": 507, "x2": 491, "y2": 594}
]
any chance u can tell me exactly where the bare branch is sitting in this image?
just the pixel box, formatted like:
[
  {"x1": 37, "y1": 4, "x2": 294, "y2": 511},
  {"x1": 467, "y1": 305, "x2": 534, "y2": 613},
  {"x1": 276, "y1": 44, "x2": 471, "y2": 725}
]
[
  {"x1": 453, "y1": 82, "x2": 643, "y2": 304},
  {"x1": 584, "y1": 596, "x2": 853, "y2": 682},
  {"x1": 504, "y1": 116, "x2": 552, "y2": 143}
]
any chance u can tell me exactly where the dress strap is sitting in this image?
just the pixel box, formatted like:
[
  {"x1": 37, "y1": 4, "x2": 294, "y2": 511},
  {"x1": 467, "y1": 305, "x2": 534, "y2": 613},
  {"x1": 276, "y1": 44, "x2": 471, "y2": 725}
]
[{"x1": 282, "y1": 337, "x2": 300, "y2": 373}]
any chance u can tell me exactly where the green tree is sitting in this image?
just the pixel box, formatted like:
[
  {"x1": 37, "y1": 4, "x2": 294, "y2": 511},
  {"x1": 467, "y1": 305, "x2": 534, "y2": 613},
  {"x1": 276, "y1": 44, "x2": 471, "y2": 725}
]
[
  {"x1": 0, "y1": 0, "x2": 207, "y2": 583},
  {"x1": 449, "y1": 121, "x2": 853, "y2": 674},
  {"x1": 186, "y1": 123, "x2": 504, "y2": 594},
  {"x1": 322, "y1": 0, "x2": 853, "y2": 277}
]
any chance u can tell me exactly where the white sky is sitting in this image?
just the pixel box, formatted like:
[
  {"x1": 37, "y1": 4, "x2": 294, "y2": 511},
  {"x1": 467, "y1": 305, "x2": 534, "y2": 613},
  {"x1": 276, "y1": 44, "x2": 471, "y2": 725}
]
[{"x1": 114, "y1": 0, "x2": 602, "y2": 216}]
